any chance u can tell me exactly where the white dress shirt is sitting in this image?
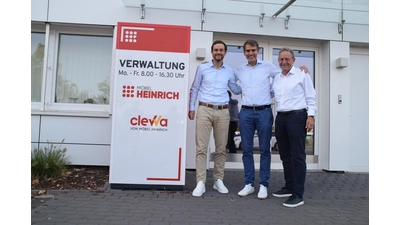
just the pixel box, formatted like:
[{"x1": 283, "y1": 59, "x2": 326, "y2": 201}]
[
  {"x1": 234, "y1": 60, "x2": 281, "y2": 106},
  {"x1": 271, "y1": 66, "x2": 317, "y2": 116}
]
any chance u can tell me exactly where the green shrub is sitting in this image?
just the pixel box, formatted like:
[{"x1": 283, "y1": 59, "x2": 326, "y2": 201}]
[{"x1": 31, "y1": 140, "x2": 71, "y2": 181}]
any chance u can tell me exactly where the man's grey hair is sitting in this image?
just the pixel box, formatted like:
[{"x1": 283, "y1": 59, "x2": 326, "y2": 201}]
[{"x1": 243, "y1": 40, "x2": 259, "y2": 51}]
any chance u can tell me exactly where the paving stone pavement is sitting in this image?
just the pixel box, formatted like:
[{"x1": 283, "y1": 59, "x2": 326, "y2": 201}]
[{"x1": 31, "y1": 169, "x2": 369, "y2": 225}]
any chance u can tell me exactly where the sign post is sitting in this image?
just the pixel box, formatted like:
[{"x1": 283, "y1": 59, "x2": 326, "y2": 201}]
[{"x1": 109, "y1": 22, "x2": 191, "y2": 189}]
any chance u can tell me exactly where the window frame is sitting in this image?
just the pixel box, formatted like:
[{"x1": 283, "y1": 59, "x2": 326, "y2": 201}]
[
  {"x1": 33, "y1": 23, "x2": 115, "y2": 116},
  {"x1": 31, "y1": 23, "x2": 47, "y2": 111}
]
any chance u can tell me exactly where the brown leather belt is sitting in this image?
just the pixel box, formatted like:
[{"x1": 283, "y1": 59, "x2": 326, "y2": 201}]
[{"x1": 199, "y1": 101, "x2": 228, "y2": 110}]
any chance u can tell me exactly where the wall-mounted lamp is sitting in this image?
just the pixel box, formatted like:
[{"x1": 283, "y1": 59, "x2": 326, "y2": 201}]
[
  {"x1": 259, "y1": 13, "x2": 265, "y2": 27},
  {"x1": 196, "y1": 48, "x2": 206, "y2": 60},
  {"x1": 336, "y1": 57, "x2": 349, "y2": 69},
  {"x1": 338, "y1": 19, "x2": 345, "y2": 34},
  {"x1": 140, "y1": 4, "x2": 145, "y2": 19},
  {"x1": 272, "y1": 0, "x2": 296, "y2": 18},
  {"x1": 201, "y1": 8, "x2": 206, "y2": 23},
  {"x1": 285, "y1": 15, "x2": 290, "y2": 29}
]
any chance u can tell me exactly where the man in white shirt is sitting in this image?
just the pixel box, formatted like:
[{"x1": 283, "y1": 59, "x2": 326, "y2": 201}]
[
  {"x1": 271, "y1": 47, "x2": 316, "y2": 208},
  {"x1": 188, "y1": 40, "x2": 242, "y2": 197},
  {"x1": 235, "y1": 40, "x2": 309, "y2": 200}
]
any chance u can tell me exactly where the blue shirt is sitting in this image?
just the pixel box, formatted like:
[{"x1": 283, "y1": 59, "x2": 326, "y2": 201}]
[
  {"x1": 234, "y1": 60, "x2": 281, "y2": 106},
  {"x1": 271, "y1": 66, "x2": 317, "y2": 116},
  {"x1": 189, "y1": 61, "x2": 242, "y2": 111}
]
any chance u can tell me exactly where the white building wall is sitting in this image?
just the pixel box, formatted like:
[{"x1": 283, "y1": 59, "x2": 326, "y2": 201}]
[
  {"x1": 323, "y1": 41, "x2": 351, "y2": 171},
  {"x1": 185, "y1": 31, "x2": 213, "y2": 169},
  {"x1": 31, "y1": 0, "x2": 368, "y2": 44},
  {"x1": 31, "y1": 0, "x2": 369, "y2": 172},
  {"x1": 31, "y1": 0, "x2": 48, "y2": 21},
  {"x1": 344, "y1": 23, "x2": 369, "y2": 43},
  {"x1": 205, "y1": 13, "x2": 343, "y2": 42},
  {"x1": 39, "y1": 116, "x2": 111, "y2": 144},
  {"x1": 349, "y1": 47, "x2": 369, "y2": 172},
  {"x1": 318, "y1": 42, "x2": 332, "y2": 171},
  {"x1": 32, "y1": 115, "x2": 112, "y2": 166},
  {"x1": 32, "y1": 0, "x2": 202, "y2": 30},
  {"x1": 31, "y1": 115, "x2": 40, "y2": 143}
]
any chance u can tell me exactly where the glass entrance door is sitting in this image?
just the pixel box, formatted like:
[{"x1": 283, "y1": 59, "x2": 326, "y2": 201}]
[
  {"x1": 223, "y1": 44, "x2": 316, "y2": 154},
  {"x1": 209, "y1": 41, "x2": 318, "y2": 168},
  {"x1": 271, "y1": 48, "x2": 316, "y2": 155}
]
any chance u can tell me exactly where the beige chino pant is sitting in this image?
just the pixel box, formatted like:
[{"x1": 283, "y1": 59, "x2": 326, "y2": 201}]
[{"x1": 195, "y1": 105, "x2": 230, "y2": 183}]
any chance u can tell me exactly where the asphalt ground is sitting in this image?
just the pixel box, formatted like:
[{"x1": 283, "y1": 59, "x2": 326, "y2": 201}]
[{"x1": 31, "y1": 169, "x2": 369, "y2": 225}]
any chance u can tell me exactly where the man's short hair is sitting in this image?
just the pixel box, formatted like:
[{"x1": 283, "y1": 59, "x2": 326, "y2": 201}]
[
  {"x1": 211, "y1": 40, "x2": 227, "y2": 51},
  {"x1": 243, "y1": 40, "x2": 259, "y2": 51},
  {"x1": 279, "y1": 47, "x2": 295, "y2": 58}
]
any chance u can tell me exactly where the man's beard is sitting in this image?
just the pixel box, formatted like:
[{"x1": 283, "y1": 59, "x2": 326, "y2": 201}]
[{"x1": 213, "y1": 56, "x2": 224, "y2": 62}]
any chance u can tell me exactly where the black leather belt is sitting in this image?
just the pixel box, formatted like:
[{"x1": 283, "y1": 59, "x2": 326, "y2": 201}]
[
  {"x1": 199, "y1": 101, "x2": 228, "y2": 110},
  {"x1": 242, "y1": 105, "x2": 271, "y2": 110},
  {"x1": 277, "y1": 109, "x2": 307, "y2": 115}
]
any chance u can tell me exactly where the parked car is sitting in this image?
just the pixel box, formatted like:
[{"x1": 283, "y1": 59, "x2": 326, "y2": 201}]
[
  {"x1": 233, "y1": 131, "x2": 278, "y2": 151},
  {"x1": 233, "y1": 131, "x2": 313, "y2": 152}
]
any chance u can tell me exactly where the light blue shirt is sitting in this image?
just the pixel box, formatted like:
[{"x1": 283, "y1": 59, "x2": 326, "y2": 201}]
[
  {"x1": 234, "y1": 60, "x2": 281, "y2": 106},
  {"x1": 189, "y1": 61, "x2": 242, "y2": 111},
  {"x1": 271, "y1": 66, "x2": 317, "y2": 116}
]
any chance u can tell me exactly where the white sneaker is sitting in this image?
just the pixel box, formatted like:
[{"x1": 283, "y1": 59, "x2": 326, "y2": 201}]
[
  {"x1": 257, "y1": 184, "x2": 268, "y2": 199},
  {"x1": 213, "y1": 179, "x2": 229, "y2": 194},
  {"x1": 238, "y1": 184, "x2": 254, "y2": 196},
  {"x1": 192, "y1": 181, "x2": 206, "y2": 197}
]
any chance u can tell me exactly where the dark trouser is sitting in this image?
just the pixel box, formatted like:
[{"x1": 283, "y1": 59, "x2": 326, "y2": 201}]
[
  {"x1": 228, "y1": 121, "x2": 238, "y2": 153},
  {"x1": 275, "y1": 111, "x2": 307, "y2": 199},
  {"x1": 239, "y1": 108, "x2": 273, "y2": 187}
]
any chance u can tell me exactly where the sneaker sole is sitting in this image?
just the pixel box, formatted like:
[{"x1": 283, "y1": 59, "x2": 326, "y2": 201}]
[
  {"x1": 192, "y1": 188, "x2": 206, "y2": 197},
  {"x1": 213, "y1": 185, "x2": 229, "y2": 194},
  {"x1": 238, "y1": 190, "x2": 254, "y2": 197},
  {"x1": 283, "y1": 201, "x2": 304, "y2": 208},
  {"x1": 272, "y1": 193, "x2": 292, "y2": 198},
  {"x1": 257, "y1": 195, "x2": 268, "y2": 199}
]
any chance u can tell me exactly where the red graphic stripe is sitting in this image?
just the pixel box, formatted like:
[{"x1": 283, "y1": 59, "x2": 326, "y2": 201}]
[
  {"x1": 147, "y1": 148, "x2": 182, "y2": 181},
  {"x1": 116, "y1": 22, "x2": 190, "y2": 53}
]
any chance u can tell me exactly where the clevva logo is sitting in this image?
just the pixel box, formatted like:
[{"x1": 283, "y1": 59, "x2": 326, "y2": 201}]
[{"x1": 130, "y1": 115, "x2": 168, "y2": 127}]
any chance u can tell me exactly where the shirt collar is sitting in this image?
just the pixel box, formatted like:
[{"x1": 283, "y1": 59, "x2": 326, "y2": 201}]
[
  {"x1": 280, "y1": 66, "x2": 296, "y2": 76},
  {"x1": 209, "y1": 60, "x2": 226, "y2": 69},
  {"x1": 288, "y1": 66, "x2": 296, "y2": 74},
  {"x1": 246, "y1": 60, "x2": 262, "y2": 67}
]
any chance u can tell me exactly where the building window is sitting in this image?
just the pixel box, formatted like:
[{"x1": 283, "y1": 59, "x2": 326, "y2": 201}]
[
  {"x1": 272, "y1": 48, "x2": 315, "y2": 84},
  {"x1": 31, "y1": 32, "x2": 45, "y2": 102},
  {"x1": 55, "y1": 34, "x2": 113, "y2": 104}
]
